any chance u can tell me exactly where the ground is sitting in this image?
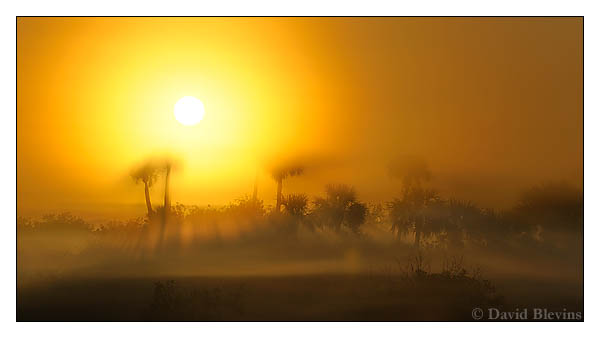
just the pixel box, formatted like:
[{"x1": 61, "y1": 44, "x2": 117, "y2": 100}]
[{"x1": 17, "y1": 273, "x2": 582, "y2": 321}]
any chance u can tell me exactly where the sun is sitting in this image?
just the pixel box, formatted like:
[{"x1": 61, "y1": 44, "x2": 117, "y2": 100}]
[{"x1": 174, "y1": 96, "x2": 205, "y2": 126}]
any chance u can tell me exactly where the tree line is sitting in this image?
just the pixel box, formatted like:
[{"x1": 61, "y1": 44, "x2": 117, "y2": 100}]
[{"x1": 128, "y1": 155, "x2": 583, "y2": 250}]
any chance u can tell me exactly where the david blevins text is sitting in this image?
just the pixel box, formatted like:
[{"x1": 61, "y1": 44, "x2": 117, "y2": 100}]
[{"x1": 488, "y1": 308, "x2": 582, "y2": 320}]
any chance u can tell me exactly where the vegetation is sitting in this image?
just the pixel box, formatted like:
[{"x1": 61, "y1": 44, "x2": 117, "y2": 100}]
[
  {"x1": 17, "y1": 157, "x2": 583, "y2": 321},
  {"x1": 130, "y1": 162, "x2": 160, "y2": 216},
  {"x1": 17, "y1": 180, "x2": 582, "y2": 265},
  {"x1": 270, "y1": 163, "x2": 304, "y2": 213}
]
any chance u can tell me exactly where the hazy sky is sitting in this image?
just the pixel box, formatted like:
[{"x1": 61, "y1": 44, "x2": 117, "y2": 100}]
[{"x1": 17, "y1": 17, "x2": 582, "y2": 216}]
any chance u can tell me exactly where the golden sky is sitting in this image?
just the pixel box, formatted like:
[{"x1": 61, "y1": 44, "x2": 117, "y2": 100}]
[{"x1": 17, "y1": 17, "x2": 582, "y2": 216}]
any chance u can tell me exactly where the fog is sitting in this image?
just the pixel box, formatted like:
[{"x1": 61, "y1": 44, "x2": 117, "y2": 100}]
[{"x1": 18, "y1": 18, "x2": 582, "y2": 216}]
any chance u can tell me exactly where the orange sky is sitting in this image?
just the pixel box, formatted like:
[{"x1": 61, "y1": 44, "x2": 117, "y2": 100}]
[{"x1": 17, "y1": 17, "x2": 582, "y2": 217}]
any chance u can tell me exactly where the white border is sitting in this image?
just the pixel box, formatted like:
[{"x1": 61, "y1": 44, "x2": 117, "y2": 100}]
[{"x1": 3, "y1": 1, "x2": 597, "y2": 337}]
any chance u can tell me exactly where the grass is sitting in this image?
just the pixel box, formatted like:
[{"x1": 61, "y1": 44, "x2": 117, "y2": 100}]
[
  {"x1": 16, "y1": 203, "x2": 583, "y2": 321},
  {"x1": 17, "y1": 266, "x2": 582, "y2": 321}
]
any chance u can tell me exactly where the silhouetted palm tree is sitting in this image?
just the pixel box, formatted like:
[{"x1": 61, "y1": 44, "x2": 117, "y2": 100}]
[
  {"x1": 163, "y1": 161, "x2": 172, "y2": 213},
  {"x1": 313, "y1": 184, "x2": 367, "y2": 234},
  {"x1": 507, "y1": 181, "x2": 583, "y2": 248},
  {"x1": 512, "y1": 181, "x2": 583, "y2": 233},
  {"x1": 131, "y1": 162, "x2": 159, "y2": 216},
  {"x1": 388, "y1": 155, "x2": 431, "y2": 193},
  {"x1": 388, "y1": 187, "x2": 442, "y2": 248},
  {"x1": 283, "y1": 193, "x2": 309, "y2": 218},
  {"x1": 444, "y1": 199, "x2": 481, "y2": 248},
  {"x1": 321, "y1": 184, "x2": 355, "y2": 231},
  {"x1": 387, "y1": 155, "x2": 439, "y2": 247},
  {"x1": 345, "y1": 202, "x2": 368, "y2": 235},
  {"x1": 158, "y1": 159, "x2": 175, "y2": 249},
  {"x1": 271, "y1": 164, "x2": 304, "y2": 212}
]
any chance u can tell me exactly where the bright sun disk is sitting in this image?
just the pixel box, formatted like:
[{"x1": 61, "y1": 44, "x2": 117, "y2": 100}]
[{"x1": 174, "y1": 96, "x2": 205, "y2": 126}]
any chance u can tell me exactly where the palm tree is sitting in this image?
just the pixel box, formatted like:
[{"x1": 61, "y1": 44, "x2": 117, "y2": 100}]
[
  {"x1": 444, "y1": 199, "x2": 481, "y2": 248},
  {"x1": 321, "y1": 184, "x2": 356, "y2": 231},
  {"x1": 271, "y1": 164, "x2": 304, "y2": 212},
  {"x1": 345, "y1": 202, "x2": 368, "y2": 235},
  {"x1": 157, "y1": 160, "x2": 175, "y2": 250},
  {"x1": 283, "y1": 193, "x2": 309, "y2": 218},
  {"x1": 509, "y1": 181, "x2": 583, "y2": 249},
  {"x1": 388, "y1": 187, "x2": 442, "y2": 248},
  {"x1": 163, "y1": 161, "x2": 172, "y2": 213},
  {"x1": 387, "y1": 155, "x2": 438, "y2": 248},
  {"x1": 313, "y1": 184, "x2": 367, "y2": 234},
  {"x1": 388, "y1": 155, "x2": 431, "y2": 193},
  {"x1": 512, "y1": 181, "x2": 583, "y2": 233},
  {"x1": 131, "y1": 162, "x2": 159, "y2": 216},
  {"x1": 281, "y1": 193, "x2": 309, "y2": 237}
]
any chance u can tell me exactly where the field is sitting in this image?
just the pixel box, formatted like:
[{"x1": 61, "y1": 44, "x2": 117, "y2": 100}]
[
  {"x1": 17, "y1": 209, "x2": 583, "y2": 321},
  {"x1": 17, "y1": 273, "x2": 582, "y2": 321}
]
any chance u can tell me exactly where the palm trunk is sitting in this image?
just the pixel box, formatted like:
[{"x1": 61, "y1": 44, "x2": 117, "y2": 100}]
[
  {"x1": 164, "y1": 165, "x2": 171, "y2": 213},
  {"x1": 276, "y1": 177, "x2": 283, "y2": 212},
  {"x1": 159, "y1": 165, "x2": 171, "y2": 251},
  {"x1": 144, "y1": 180, "x2": 153, "y2": 216}
]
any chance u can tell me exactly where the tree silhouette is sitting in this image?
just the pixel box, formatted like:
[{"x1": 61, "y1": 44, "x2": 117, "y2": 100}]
[
  {"x1": 283, "y1": 193, "x2": 309, "y2": 218},
  {"x1": 387, "y1": 155, "x2": 439, "y2": 247},
  {"x1": 270, "y1": 164, "x2": 304, "y2": 213},
  {"x1": 163, "y1": 161, "x2": 172, "y2": 213},
  {"x1": 388, "y1": 155, "x2": 432, "y2": 193},
  {"x1": 443, "y1": 199, "x2": 480, "y2": 248},
  {"x1": 131, "y1": 162, "x2": 160, "y2": 216},
  {"x1": 512, "y1": 181, "x2": 583, "y2": 233},
  {"x1": 158, "y1": 159, "x2": 175, "y2": 249},
  {"x1": 388, "y1": 187, "x2": 443, "y2": 248},
  {"x1": 313, "y1": 184, "x2": 367, "y2": 234},
  {"x1": 345, "y1": 202, "x2": 368, "y2": 235}
]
